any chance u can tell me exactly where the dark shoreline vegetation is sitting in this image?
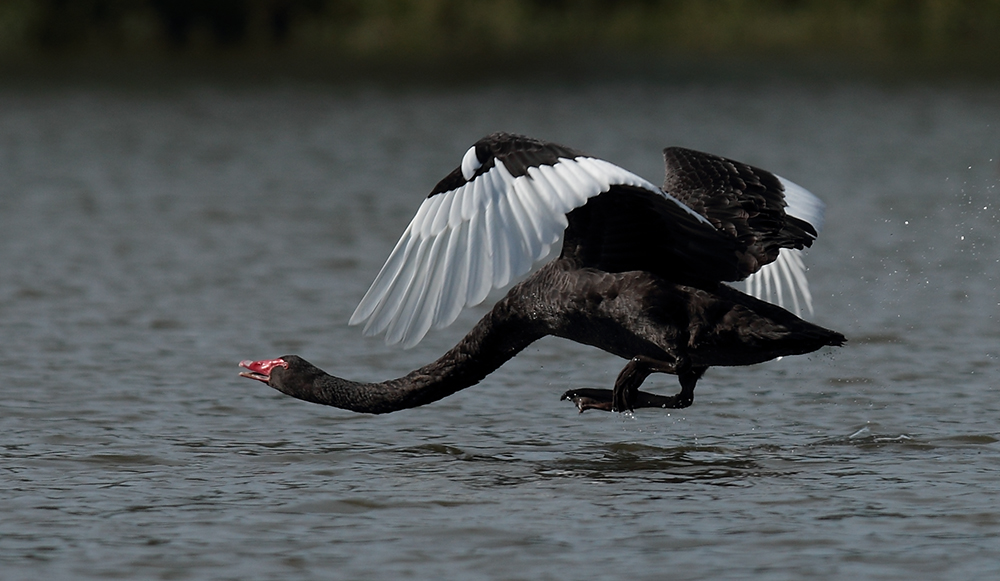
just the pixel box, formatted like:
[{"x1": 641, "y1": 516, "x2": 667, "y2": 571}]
[{"x1": 1, "y1": 0, "x2": 999, "y2": 81}]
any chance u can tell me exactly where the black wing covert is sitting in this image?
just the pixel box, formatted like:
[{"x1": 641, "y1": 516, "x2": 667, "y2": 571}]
[{"x1": 661, "y1": 147, "x2": 820, "y2": 276}]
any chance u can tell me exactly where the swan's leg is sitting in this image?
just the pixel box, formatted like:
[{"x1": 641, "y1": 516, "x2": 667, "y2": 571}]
[
  {"x1": 612, "y1": 355, "x2": 683, "y2": 412},
  {"x1": 559, "y1": 361, "x2": 707, "y2": 413}
]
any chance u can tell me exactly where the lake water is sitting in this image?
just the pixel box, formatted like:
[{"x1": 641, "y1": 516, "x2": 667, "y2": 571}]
[{"x1": 2, "y1": 69, "x2": 999, "y2": 580}]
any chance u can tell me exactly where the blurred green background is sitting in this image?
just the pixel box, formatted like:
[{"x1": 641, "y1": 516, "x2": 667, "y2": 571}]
[{"x1": 2, "y1": 0, "x2": 999, "y2": 77}]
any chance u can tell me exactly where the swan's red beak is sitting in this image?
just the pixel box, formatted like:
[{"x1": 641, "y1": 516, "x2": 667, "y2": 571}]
[{"x1": 239, "y1": 358, "x2": 288, "y2": 383}]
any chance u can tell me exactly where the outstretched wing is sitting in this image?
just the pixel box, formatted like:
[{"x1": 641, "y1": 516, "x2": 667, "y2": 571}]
[
  {"x1": 660, "y1": 147, "x2": 825, "y2": 315},
  {"x1": 350, "y1": 133, "x2": 710, "y2": 348}
]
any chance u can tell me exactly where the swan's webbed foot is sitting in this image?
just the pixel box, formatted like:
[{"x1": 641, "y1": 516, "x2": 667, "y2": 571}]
[
  {"x1": 561, "y1": 388, "x2": 615, "y2": 412},
  {"x1": 560, "y1": 388, "x2": 697, "y2": 413}
]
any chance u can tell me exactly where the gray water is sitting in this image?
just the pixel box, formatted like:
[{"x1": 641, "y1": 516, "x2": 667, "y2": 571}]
[{"x1": 2, "y1": 71, "x2": 999, "y2": 580}]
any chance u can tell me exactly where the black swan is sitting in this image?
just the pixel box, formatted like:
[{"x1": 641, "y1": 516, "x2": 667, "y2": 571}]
[{"x1": 240, "y1": 133, "x2": 845, "y2": 414}]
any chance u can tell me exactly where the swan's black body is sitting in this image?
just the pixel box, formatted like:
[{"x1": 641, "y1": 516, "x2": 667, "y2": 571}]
[{"x1": 240, "y1": 133, "x2": 845, "y2": 414}]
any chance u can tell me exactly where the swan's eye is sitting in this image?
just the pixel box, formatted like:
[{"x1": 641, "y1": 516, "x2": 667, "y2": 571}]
[{"x1": 461, "y1": 145, "x2": 482, "y2": 181}]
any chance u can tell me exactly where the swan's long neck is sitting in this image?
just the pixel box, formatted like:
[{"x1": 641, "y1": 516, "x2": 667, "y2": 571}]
[{"x1": 276, "y1": 281, "x2": 552, "y2": 414}]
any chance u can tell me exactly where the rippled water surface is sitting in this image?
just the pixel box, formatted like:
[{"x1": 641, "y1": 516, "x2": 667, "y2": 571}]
[{"x1": 2, "y1": 71, "x2": 999, "y2": 580}]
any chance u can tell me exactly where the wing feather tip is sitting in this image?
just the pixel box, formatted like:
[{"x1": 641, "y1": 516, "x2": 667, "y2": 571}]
[{"x1": 745, "y1": 249, "x2": 817, "y2": 318}]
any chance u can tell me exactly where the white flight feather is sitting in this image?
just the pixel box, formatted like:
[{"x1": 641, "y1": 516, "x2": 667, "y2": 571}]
[
  {"x1": 465, "y1": 208, "x2": 489, "y2": 306},
  {"x1": 391, "y1": 234, "x2": 444, "y2": 346},
  {"x1": 507, "y1": 182, "x2": 539, "y2": 257},
  {"x1": 434, "y1": 223, "x2": 469, "y2": 329},
  {"x1": 382, "y1": 234, "x2": 432, "y2": 344},
  {"x1": 365, "y1": 232, "x2": 423, "y2": 337},
  {"x1": 510, "y1": 179, "x2": 544, "y2": 257},
  {"x1": 428, "y1": 191, "x2": 451, "y2": 236}
]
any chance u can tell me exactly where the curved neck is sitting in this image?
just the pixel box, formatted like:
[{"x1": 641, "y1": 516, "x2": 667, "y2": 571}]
[{"x1": 281, "y1": 281, "x2": 551, "y2": 414}]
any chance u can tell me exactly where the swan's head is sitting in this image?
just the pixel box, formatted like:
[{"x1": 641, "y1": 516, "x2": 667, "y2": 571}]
[{"x1": 240, "y1": 356, "x2": 328, "y2": 402}]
